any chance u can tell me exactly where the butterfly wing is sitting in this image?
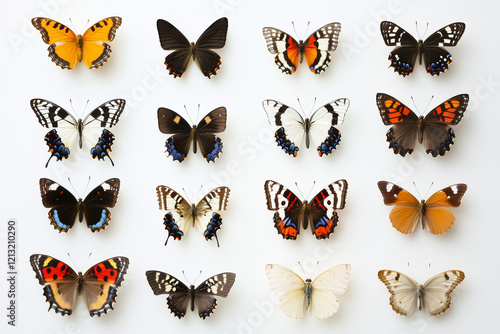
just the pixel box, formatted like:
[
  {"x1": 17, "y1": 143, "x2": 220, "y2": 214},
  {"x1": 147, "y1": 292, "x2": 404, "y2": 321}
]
[
  {"x1": 377, "y1": 181, "x2": 421, "y2": 234},
  {"x1": 194, "y1": 17, "x2": 228, "y2": 78},
  {"x1": 81, "y1": 256, "x2": 129, "y2": 317},
  {"x1": 157, "y1": 19, "x2": 192, "y2": 77},
  {"x1": 82, "y1": 178, "x2": 120, "y2": 232},
  {"x1": 378, "y1": 270, "x2": 420, "y2": 316},
  {"x1": 421, "y1": 270, "x2": 465, "y2": 315},
  {"x1": 265, "y1": 264, "x2": 307, "y2": 319},
  {"x1": 32, "y1": 18, "x2": 79, "y2": 69},
  {"x1": 42, "y1": 129, "x2": 70, "y2": 167},
  {"x1": 302, "y1": 22, "x2": 341, "y2": 74},
  {"x1": 310, "y1": 264, "x2": 351, "y2": 319},
  {"x1": 156, "y1": 185, "x2": 192, "y2": 244},
  {"x1": 309, "y1": 98, "x2": 350, "y2": 156},
  {"x1": 422, "y1": 22, "x2": 466, "y2": 76},
  {"x1": 264, "y1": 180, "x2": 303, "y2": 239},
  {"x1": 262, "y1": 27, "x2": 300, "y2": 74},
  {"x1": 309, "y1": 180, "x2": 348, "y2": 239},
  {"x1": 195, "y1": 107, "x2": 227, "y2": 162},
  {"x1": 39, "y1": 178, "x2": 79, "y2": 232},
  {"x1": 145, "y1": 271, "x2": 192, "y2": 318},
  {"x1": 262, "y1": 100, "x2": 305, "y2": 156},
  {"x1": 194, "y1": 272, "x2": 236, "y2": 318},
  {"x1": 422, "y1": 94, "x2": 469, "y2": 157},
  {"x1": 30, "y1": 254, "x2": 79, "y2": 316},
  {"x1": 81, "y1": 17, "x2": 122, "y2": 69},
  {"x1": 423, "y1": 184, "x2": 467, "y2": 235},
  {"x1": 193, "y1": 187, "x2": 230, "y2": 246},
  {"x1": 377, "y1": 93, "x2": 421, "y2": 157},
  {"x1": 380, "y1": 21, "x2": 419, "y2": 76},
  {"x1": 157, "y1": 108, "x2": 193, "y2": 162}
]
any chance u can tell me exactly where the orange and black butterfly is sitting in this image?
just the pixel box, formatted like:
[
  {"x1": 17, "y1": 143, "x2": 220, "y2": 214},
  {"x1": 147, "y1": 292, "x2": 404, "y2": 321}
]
[
  {"x1": 32, "y1": 17, "x2": 122, "y2": 69},
  {"x1": 377, "y1": 181, "x2": 467, "y2": 235},
  {"x1": 376, "y1": 93, "x2": 469, "y2": 157}
]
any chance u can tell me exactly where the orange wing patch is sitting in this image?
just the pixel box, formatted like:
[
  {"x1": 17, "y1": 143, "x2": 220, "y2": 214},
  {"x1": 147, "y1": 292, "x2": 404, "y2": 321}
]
[{"x1": 32, "y1": 17, "x2": 122, "y2": 69}]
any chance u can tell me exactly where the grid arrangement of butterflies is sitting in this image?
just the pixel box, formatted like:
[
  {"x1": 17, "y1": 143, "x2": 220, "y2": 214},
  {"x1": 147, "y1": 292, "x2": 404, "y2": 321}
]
[{"x1": 26, "y1": 11, "x2": 470, "y2": 324}]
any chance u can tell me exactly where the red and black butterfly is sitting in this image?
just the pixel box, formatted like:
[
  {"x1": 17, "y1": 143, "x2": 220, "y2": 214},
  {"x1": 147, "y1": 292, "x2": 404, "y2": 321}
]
[
  {"x1": 380, "y1": 21, "x2": 465, "y2": 76},
  {"x1": 157, "y1": 106, "x2": 226, "y2": 162},
  {"x1": 264, "y1": 180, "x2": 348, "y2": 240},
  {"x1": 377, "y1": 93, "x2": 469, "y2": 157},
  {"x1": 157, "y1": 17, "x2": 228, "y2": 78},
  {"x1": 145, "y1": 270, "x2": 236, "y2": 319},
  {"x1": 262, "y1": 22, "x2": 341, "y2": 74}
]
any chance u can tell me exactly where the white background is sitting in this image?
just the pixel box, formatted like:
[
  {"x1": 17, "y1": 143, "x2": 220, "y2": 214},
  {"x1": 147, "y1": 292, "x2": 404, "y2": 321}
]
[{"x1": 1, "y1": 0, "x2": 499, "y2": 333}]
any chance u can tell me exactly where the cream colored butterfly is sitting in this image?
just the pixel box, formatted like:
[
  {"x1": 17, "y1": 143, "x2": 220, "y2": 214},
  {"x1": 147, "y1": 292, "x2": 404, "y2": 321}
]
[
  {"x1": 265, "y1": 263, "x2": 351, "y2": 319},
  {"x1": 378, "y1": 269, "x2": 465, "y2": 316}
]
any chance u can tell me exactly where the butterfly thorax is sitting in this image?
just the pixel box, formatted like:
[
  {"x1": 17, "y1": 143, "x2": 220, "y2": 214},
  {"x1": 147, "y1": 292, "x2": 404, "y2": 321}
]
[
  {"x1": 416, "y1": 116, "x2": 425, "y2": 144},
  {"x1": 417, "y1": 40, "x2": 424, "y2": 64},
  {"x1": 304, "y1": 118, "x2": 311, "y2": 148},
  {"x1": 419, "y1": 200, "x2": 426, "y2": 227},
  {"x1": 76, "y1": 272, "x2": 84, "y2": 295},
  {"x1": 304, "y1": 279, "x2": 312, "y2": 310},
  {"x1": 191, "y1": 126, "x2": 198, "y2": 153},
  {"x1": 190, "y1": 42, "x2": 198, "y2": 60},
  {"x1": 76, "y1": 35, "x2": 84, "y2": 62},
  {"x1": 297, "y1": 40, "x2": 306, "y2": 64},
  {"x1": 77, "y1": 199, "x2": 84, "y2": 222},
  {"x1": 77, "y1": 119, "x2": 84, "y2": 148},
  {"x1": 189, "y1": 285, "x2": 196, "y2": 311},
  {"x1": 417, "y1": 284, "x2": 424, "y2": 310},
  {"x1": 299, "y1": 201, "x2": 312, "y2": 230},
  {"x1": 189, "y1": 204, "x2": 198, "y2": 227}
]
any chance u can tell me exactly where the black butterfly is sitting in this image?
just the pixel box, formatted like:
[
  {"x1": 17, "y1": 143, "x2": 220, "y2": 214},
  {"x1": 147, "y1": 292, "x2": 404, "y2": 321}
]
[
  {"x1": 145, "y1": 270, "x2": 236, "y2": 319},
  {"x1": 157, "y1": 17, "x2": 228, "y2": 78},
  {"x1": 157, "y1": 106, "x2": 227, "y2": 162},
  {"x1": 380, "y1": 21, "x2": 465, "y2": 76},
  {"x1": 39, "y1": 178, "x2": 120, "y2": 232}
]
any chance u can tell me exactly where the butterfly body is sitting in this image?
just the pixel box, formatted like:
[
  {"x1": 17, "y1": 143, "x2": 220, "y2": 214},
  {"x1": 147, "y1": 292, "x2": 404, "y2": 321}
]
[
  {"x1": 40, "y1": 178, "x2": 120, "y2": 232},
  {"x1": 145, "y1": 271, "x2": 236, "y2": 319},
  {"x1": 377, "y1": 181, "x2": 467, "y2": 235},
  {"x1": 380, "y1": 21, "x2": 465, "y2": 76},
  {"x1": 32, "y1": 17, "x2": 122, "y2": 69},
  {"x1": 264, "y1": 180, "x2": 348, "y2": 240},
  {"x1": 30, "y1": 254, "x2": 129, "y2": 317},
  {"x1": 262, "y1": 22, "x2": 341, "y2": 74},
  {"x1": 378, "y1": 269, "x2": 465, "y2": 316}
]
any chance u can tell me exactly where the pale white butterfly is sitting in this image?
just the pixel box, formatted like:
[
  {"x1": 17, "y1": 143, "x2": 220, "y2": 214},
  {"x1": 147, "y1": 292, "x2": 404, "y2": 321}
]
[
  {"x1": 378, "y1": 269, "x2": 465, "y2": 316},
  {"x1": 265, "y1": 263, "x2": 351, "y2": 319}
]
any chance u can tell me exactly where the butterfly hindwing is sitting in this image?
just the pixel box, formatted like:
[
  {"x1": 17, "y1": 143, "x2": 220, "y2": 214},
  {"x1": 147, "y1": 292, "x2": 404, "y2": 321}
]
[
  {"x1": 157, "y1": 17, "x2": 228, "y2": 78},
  {"x1": 378, "y1": 269, "x2": 465, "y2": 316},
  {"x1": 32, "y1": 17, "x2": 121, "y2": 69},
  {"x1": 39, "y1": 178, "x2": 120, "y2": 232},
  {"x1": 30, "y1": 254, "x2": 129, "y2": 317},
  {"x1": 157, "y1": 107, "x2": 226, "y2": 162},
  {"x1": 145, "y1": 270, "x2": 235, "y2": 319}
]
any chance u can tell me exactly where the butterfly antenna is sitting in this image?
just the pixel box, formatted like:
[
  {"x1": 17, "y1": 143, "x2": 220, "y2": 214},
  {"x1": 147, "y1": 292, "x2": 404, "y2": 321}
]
[
  {"x1": 181, "y1": 187, "x2": 192, "y2": 204},
  {"x1": 303, "y1": 21, "x2": 310, "y2": 40},
  {"x1": 184, "y1": 105, "x2": 195, "y2": 125},
  {"x1": 67, "y1": 177, "x2": 82, "y2": 199},
  {"x1": 423, "y1": 96, "x2": 434, "y2": 114},
  {"x1": 292, "y1": 21, "x2": 299, "y2": 38},
  {"x1": 410, "y1": 96, "x2": 422, "y2": 117},
  {"x1": 82, "y1": 176, "x2": 92, "y2": 198},
  {"x1": 79, "y1": 253, "x2": 93, "y2": 273},
  {"x1": 296, "y1": 98, "x2": 306, "y2": 116}
]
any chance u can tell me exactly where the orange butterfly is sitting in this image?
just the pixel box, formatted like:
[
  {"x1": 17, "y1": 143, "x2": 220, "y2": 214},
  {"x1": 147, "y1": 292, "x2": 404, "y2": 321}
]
[
  {"x1": 32, "y1": 17, "x2": 122, "y2": 69},
  {"x1": 377, "y1": 181, "x2": 467, "y2": 235}
]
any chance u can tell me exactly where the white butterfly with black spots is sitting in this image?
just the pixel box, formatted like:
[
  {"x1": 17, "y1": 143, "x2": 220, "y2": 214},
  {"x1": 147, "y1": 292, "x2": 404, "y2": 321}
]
[
  {"x1": 30, "y1": 98, "x2": 125, "y2": 166},
  {"x1": 378, "y1": 269, "x2": 465, "y2": 316},
  {"x1": 156, "y1": 185, "x2": 230, "y2": 246},
  {"x1": 145, "y1": 270, "x2": 236, "y2": 319},
  {"x1": 265, "y1": 263, "x2": 351, "y2": 319},
  {"x1": 263, "y1": 98, "x2": 349, "y2": 157}
]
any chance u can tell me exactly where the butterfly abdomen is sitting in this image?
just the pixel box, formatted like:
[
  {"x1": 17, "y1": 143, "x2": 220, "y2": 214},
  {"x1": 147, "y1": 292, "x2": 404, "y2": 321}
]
[
  {"x1": 76, "y1": 35, "x2": 84, "y2": 62},
  {"x1": 304, "y1": 279, "x2": 312, "y2": 310}
]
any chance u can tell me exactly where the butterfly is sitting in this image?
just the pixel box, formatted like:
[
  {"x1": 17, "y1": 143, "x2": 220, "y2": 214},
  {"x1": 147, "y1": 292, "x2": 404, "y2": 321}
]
[
  {"x1": 157, "y1": 106, "x2": 226, "y2": 162},
  {"x1": 31, "y1": 98, "x2": 125, "y2": 166},
  {"x1": 264, "y1": 179, "x2": 348, "y2": 240},
  {"x1": 262, "y1": 22, "x2": 341, "y2": 74},
  {"x1": 377, "y1": 181, "x2": 467, "y2": 235},
  {"x1": 380, "y1": 21, "x2": 466, "y2": 76},
  {"x1": 156, "y1": 185, "x2": 230, "y2": 246},
  {"x1": 376, "y1": 93, "x2": 469, "y2": 157},
  {"x1": 145, "y1": 270, "x2": 236, "y2": 319},
  {"x1": 265, "y1": 263, "x2": 350, "y2": 319},
  {"x1": 157, "y1": 17, "x2": 228, "y2": 78},
  {"x1": 378, "y1": 269, "x2": 465, "y2": 316},
  {"x1": 32, "y1": 17, "x2": 122, "y2": 69},
  {"x1": 30, "y1": 254, "x2": 129, "y2": 316},
  {"x1": 263, "y1": 98, "x2": 349, "y2": 157},
  {"x1": 39, "y1": 178, "x2": 120, "y2": 232}
]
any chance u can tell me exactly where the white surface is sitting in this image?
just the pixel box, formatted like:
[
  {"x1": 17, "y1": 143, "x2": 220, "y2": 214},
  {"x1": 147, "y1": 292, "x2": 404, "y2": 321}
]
[{"x1": 1, "y1": 0, "x2": 499, "y2": 332}]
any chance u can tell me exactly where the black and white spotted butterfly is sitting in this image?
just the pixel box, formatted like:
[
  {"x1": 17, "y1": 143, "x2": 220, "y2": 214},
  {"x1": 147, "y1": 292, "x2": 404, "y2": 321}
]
[
  {"x1": 262, "y1": 22, "x2": 341, "y2": 74},
  {"x1": 156, "y1": 185, "x2": 230, "y2": 246},
  {"x1": 30, "y1": 98, "x2": 125, "y2": 166},
  {"x1": 380, "y1": 21, "x2": 465, "y2": 76},
  {"x1": 263, "y1": 98, "x2": 349, "y2": 157},
  {"x1": 145, "y1": 270, "x2": 236, "y2": 319}
]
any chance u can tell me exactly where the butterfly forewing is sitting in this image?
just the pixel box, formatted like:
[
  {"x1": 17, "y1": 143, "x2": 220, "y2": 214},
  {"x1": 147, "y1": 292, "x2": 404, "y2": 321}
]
[
  {"x1": 145, "y1": 271, "x2": 191, "y2": 318},
  {"x1": 195, "y1": 17, "x2": 228, "y2": 49},
  {"x1": 380, "y1": 21, "x2": 418, "y2": 46}
]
